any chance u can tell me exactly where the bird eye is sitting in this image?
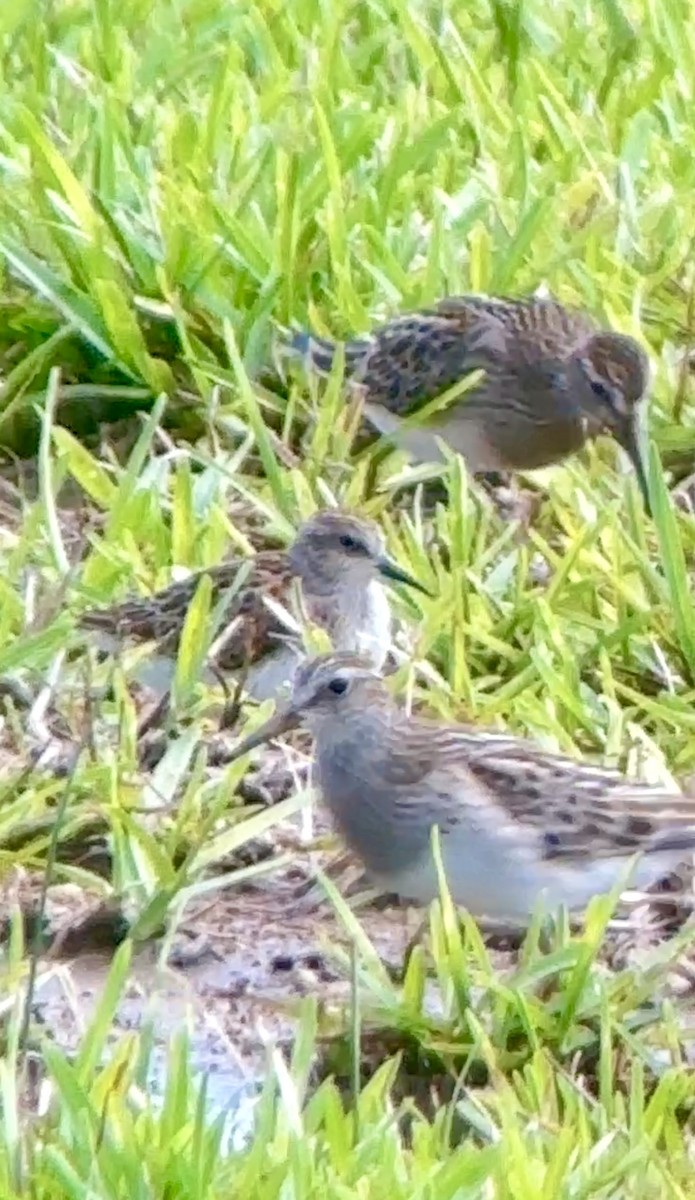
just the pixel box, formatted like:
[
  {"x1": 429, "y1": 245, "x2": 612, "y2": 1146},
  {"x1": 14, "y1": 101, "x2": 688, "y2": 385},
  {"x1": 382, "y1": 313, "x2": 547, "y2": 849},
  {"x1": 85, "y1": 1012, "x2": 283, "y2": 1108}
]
[
  {"x1": 327, "y1": 676, "x2": 349, "y2": 696},
  {"x1": 338, "y1": 534, "x2": 363, "y2": 554},
  {"x1": 543, "y1": 831, "x2": 562, "y2": 856},
  {"x1": 589, "y1": 378, "x2": 612, "y2": 404}
]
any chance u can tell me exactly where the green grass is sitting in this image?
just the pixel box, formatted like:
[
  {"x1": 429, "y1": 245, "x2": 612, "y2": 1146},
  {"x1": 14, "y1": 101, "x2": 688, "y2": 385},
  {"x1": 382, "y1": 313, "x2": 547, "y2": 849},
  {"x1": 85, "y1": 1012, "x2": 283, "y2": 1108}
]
[{"x1": 1, "y1": 0, "x2": 695, "y2": 1194}]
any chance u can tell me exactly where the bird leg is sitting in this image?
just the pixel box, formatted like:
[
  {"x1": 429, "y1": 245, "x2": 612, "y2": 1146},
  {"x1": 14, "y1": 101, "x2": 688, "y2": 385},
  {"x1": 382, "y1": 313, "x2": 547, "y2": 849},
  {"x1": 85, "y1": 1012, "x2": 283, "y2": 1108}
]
[
  {"x1": 136, "y1": 688, "x2": 172, "y2": 741},
  {"x1": 393, "y1": 909, "x2": 551, "y2": 982},
  {"x1": 216, "y1": 663, "x2": 247, "y2": 731},
  {"x1": 478, "y1": 471, "x2": 510, "y2": 490},
  {"x1": 398, "y1": 915, "x2": 430, "y2": 980}
]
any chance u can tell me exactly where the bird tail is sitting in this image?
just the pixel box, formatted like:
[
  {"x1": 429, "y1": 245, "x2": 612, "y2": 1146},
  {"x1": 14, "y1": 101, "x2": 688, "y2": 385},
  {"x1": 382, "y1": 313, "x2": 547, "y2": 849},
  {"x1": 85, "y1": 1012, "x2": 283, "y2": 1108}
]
[{"x1": 273, "y1": 327, "x2": 371, "y2": 378}]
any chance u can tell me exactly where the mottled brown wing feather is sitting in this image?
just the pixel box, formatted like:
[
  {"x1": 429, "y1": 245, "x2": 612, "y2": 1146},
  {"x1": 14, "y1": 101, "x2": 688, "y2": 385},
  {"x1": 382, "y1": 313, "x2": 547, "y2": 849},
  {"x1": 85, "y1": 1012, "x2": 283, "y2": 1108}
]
[
  {"x1": 436, "y1": 295, "x2": 596, "y2": 353},
  {"x1": 354, "y1": 310, "x2": 508, "y2": 416},
  {"x1": 432, "y1": 730, "x2": 695, "y2": 861},
  {"x1": 213, "y1": 555, "x2": 298, "y2": 670},
  {"x1": 369, "y1": 700, "x2": 695, "y2": 862},
  {"x1": 436, "y1": 295, "x2": 595, "y2": 343},
  {"x1": 80, "y1": 551, "x2": 296, "y2": 668}
]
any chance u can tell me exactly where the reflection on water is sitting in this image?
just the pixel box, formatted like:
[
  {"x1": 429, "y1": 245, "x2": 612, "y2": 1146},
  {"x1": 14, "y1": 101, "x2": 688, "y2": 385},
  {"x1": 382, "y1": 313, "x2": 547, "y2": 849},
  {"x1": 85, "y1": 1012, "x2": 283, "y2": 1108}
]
[{"x1": 28, "y1": 891, "x2": 414, "y2": 1147}]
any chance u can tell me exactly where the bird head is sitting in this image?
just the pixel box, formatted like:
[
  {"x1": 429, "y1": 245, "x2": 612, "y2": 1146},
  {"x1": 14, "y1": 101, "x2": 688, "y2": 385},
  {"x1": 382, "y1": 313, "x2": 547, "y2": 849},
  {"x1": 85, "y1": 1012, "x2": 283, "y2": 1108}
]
[
  {"x1": 571, "y1": 332, "x2": 651, "y2": 509},
  {"x1": 288, "y1": 510, "x2": 430, "y2": 595},
  {"x1": 226, "y1": 652, "x2": 382, "y2": 755}
]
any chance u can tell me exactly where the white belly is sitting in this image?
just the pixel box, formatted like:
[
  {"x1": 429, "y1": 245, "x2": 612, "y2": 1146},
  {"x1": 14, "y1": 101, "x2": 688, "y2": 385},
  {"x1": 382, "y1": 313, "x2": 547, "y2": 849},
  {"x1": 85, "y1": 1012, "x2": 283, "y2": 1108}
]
[
  {"x1": 373, "y1": 834, "x2": 683, "y2": 924},
  {"x1": 362, "y1": 402, "x2": 504, "y2": 472},
  {"x1": 88, "y1": 631, "x2": 302, "y2": 702}
]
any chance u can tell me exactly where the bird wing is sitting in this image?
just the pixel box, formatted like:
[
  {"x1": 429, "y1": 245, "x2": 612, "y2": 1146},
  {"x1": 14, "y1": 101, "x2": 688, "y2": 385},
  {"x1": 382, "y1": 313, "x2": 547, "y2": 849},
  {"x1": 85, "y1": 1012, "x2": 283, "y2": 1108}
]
[
  {"x1": 372, "y1": 713, "x2": 695, "y2": 864},
  {"x1": 352, "y1": 310, "x2": 508, "y2": 415},
  {"x1": 369, "y1": 716, "x2": 542, "y2": 858},
  {"x1": 212, "y1": 554, "x2": 299, "y2": 670},
  {"x1": 284, "y1": 309, "x2": 505, "y2": 402},
  {"x1": 438, "y1": 731, "x2": 695, "y2": 863},
  {"x1": 436, "y1": 295, "x2": 596, "y2": 357},
  {"x1": 79, "y1": 552, "x2": 296, "y2": 669}
]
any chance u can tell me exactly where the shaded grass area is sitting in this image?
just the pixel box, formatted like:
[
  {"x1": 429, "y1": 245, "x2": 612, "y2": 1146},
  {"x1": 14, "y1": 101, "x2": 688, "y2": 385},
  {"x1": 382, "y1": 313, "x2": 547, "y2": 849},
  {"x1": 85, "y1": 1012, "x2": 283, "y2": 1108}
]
[{"x1": 0, "y1": 0, "x2": 695, "y2": 1194}]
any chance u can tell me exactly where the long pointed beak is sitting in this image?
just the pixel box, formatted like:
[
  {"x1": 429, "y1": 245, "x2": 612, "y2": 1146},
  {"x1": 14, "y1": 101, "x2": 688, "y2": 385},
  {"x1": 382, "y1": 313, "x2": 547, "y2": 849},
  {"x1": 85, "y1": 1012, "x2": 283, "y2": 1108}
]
[
  {"x1": 617, "y1": 414, "x2": 651, "y2": 516},
  {"x1": 376, "y1": 555, "x2": 433, "y2": 596},
  {"x1": 227, "y1": 702, "x2": 302, "y2": 762}
]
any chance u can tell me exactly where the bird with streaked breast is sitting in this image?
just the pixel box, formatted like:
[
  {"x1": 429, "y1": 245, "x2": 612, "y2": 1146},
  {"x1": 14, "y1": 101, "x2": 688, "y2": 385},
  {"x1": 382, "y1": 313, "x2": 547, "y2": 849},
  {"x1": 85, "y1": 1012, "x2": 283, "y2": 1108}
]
[
  {"x1": 77, "y1": 512, "x2": 429, "y2": 701},
  {"x1": 281, "y1": 294, "x2": 651, "y2": 509},
  {"x1": 227, "y1": 652, "x2": 693, "y2": 924}
]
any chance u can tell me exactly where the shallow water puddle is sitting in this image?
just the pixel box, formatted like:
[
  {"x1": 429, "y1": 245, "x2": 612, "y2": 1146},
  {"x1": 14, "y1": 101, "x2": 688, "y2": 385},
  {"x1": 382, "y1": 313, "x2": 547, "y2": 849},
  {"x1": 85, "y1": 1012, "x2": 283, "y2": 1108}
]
[{"x1": 25, "y1": 881, "x2": 415, "y2": 1147}]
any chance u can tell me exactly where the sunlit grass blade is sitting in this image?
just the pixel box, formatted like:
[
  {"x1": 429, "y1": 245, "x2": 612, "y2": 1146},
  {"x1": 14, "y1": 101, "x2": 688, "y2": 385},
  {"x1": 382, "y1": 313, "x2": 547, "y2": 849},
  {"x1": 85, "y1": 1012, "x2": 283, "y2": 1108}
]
[{"x1": 648, "y1": 441, "x2": 695, "y2": 682}]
